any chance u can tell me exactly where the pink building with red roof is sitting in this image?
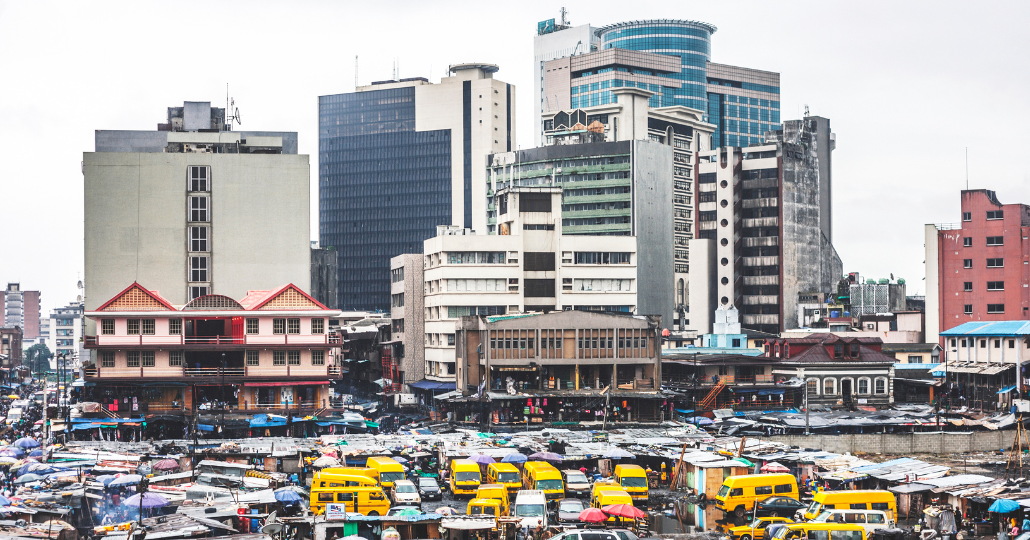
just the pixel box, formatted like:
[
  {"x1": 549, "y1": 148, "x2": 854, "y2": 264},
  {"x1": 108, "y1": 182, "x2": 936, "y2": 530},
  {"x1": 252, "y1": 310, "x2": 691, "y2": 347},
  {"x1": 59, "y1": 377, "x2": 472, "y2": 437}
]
[{"x1": 82, "y1": 282, "x2": 342, "y2": 424}]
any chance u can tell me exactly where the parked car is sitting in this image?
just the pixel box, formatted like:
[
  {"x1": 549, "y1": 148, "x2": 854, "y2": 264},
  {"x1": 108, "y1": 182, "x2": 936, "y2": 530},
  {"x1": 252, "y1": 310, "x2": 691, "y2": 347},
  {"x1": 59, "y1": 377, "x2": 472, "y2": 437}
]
[
  {"x1": 754, "y1": 496, "x2": 807, "y2": 518},
  {"x1": 562, "y1": 469, "x2": 592, "y2": 498},
  {"x1": 728, "y1": 517, "x2": 794, "y2": 540},
  {"x1": 386, "y1": 505, "x2": 422, "y2": 517},
  {"x1": 554, "y1": 498, "x2": 586, "y2": 525},
  {"x1": 417, "y1": 477, "x2": 443, "y2": 501},
  {"x1": 390, "y1": 479, "x2": 421, "y2": 506},
  {"x1": 549, "y1": 531, "x2": 620, "y2": 540},
  {"x1": 610, "y1": 530, "x2": 640, "y2": 540}
]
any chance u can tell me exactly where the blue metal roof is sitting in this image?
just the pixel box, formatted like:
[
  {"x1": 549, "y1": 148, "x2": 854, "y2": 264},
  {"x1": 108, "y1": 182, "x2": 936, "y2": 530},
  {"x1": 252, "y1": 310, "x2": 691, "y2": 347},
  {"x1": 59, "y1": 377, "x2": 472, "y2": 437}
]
[{"x1": 940, "y1": 321, "x2": 1030, "y2": 337}]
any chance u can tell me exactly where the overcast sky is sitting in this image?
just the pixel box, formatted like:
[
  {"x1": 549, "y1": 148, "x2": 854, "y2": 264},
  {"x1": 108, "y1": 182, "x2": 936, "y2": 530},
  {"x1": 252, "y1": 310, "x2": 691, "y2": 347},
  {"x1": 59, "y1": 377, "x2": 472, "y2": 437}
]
[{"x1": 2, "y1": 0, "x2": 1028, "y2": 313}]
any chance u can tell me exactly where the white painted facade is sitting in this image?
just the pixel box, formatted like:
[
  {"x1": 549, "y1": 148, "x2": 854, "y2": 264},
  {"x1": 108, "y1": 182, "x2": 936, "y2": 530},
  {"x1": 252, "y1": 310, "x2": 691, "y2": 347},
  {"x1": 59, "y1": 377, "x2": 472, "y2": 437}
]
[{"x1": 420, "y1": 188, "x2": 637, "y2": 382}]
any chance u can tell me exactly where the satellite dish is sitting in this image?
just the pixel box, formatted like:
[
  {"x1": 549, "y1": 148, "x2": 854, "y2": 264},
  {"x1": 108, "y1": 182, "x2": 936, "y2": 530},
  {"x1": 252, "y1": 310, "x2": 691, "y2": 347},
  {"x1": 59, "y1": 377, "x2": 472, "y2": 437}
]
[{"x1": 261, "y1": 524, "x2": 284, "y2": 535}]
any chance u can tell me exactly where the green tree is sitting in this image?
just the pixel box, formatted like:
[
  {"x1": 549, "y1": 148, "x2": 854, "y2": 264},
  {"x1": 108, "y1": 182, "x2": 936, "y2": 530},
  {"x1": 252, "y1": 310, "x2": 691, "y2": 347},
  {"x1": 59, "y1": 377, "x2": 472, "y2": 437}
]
[{"x1": 25, "y1": 343, "x2": 52, "y2": 374}]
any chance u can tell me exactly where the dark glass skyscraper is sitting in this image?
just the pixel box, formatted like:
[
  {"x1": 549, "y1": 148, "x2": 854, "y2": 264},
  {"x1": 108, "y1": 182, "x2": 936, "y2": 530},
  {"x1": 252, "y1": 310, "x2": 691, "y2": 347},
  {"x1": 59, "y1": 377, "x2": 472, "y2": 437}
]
[{"x1": 319, "y1": 85, "x2": 452, "y2": 311}]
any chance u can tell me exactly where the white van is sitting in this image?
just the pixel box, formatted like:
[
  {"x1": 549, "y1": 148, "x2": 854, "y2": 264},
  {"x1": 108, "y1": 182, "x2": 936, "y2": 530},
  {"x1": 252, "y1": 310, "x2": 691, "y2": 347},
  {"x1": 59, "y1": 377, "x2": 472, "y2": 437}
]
[
  {"x1": 5, "y1": 408, "x2": 23, "y2": 425},
  {"x1": 811, "y1": 509, "x2": 894, "y2": 533},
  {"x1": 513, "y1": 489, "x2": 548, "y2": 529}
]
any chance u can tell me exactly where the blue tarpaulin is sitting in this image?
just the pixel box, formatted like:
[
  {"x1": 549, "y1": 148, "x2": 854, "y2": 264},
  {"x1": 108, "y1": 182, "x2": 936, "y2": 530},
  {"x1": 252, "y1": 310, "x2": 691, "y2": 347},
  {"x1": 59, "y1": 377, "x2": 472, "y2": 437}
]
[
  {"x1": 409, "y1": 380, "x2": 454, "y2": 391},
  {"x1": 675, "y1": 409, "x2": 695, "y2": 415},
  {"x1": 198, "y1": 424, "x2": 215, "y2": 432},
  {"x1": 998, "y1": 385, "x2": 1017, "y2": 395},
  {"x1": 758, "y1": 389, "x2": 785, "y2": 395}
]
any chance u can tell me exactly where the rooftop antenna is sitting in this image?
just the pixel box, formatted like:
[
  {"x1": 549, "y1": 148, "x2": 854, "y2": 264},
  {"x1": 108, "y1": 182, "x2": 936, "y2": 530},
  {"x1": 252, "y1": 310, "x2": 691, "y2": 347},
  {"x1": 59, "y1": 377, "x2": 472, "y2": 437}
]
[
  {"x1": 560, "y1": 7, "x2": 569, "y2": 26},
  {"x1": 225, "y1": 84, "x2": 241, "y2": 128},
  {"x1": 355, "y1": 55, "x2": 359, "y2": 89},
  {"x1": 965, "y1": 147, "x2": 969, "y2": 190}
]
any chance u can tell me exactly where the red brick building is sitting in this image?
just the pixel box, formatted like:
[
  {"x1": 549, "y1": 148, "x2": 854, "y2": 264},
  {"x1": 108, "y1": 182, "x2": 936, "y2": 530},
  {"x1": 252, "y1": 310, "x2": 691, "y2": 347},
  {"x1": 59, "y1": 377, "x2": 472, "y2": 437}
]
[{"x1": 927, "y1": 190, "x2": 1030, "y2": 342}]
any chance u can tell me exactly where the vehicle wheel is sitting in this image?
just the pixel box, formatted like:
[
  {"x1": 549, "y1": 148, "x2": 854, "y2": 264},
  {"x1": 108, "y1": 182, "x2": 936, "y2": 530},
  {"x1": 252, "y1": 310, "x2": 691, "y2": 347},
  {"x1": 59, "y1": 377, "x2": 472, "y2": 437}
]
[
  {"x1": 368, "y1": 511, "x2": 379, "y2": 516},
  {"x1": 769, "y1": 511, "x2": 779, "y2": 518},
  {"x1": 698, "y1": 492, "x2": 707, "y2": 501},
  {"x1": 735, "y1": 506, "x2": 745, "y2": 518},
  {"x1": 742, "y1": 535, "x2": 753, "y2": 540}
]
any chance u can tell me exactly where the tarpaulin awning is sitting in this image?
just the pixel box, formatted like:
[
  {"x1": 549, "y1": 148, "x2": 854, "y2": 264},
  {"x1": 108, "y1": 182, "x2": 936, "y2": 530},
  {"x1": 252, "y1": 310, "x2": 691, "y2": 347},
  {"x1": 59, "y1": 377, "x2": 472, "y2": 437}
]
[
  {"x1": 245, "y1": 381, "x2": 328, "y2": 387},
  {"x1": 409, "y1": 380, "x2": 455, "y2": 391},
  {"x1": 758, "y1": 389, "x2": 785, "y2": 395},
  {"x1": 198, "y1": 424, "x2": 215, "y2": 432},
  {"x1": 998, "y1": 385, "x2": 1017, "y2": 395},
  {"x1": 675, "y1": 409, "x2": 695, "y2": 415}
]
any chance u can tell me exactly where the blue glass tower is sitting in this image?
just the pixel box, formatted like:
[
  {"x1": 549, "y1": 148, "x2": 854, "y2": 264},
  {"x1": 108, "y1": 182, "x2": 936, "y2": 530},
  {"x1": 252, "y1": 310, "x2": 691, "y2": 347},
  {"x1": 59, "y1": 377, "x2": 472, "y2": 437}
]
[
  {"x1": 597, "y1": 19, "x2": 716, "y2": 113},
  {"x1": 319, "y1": 85, "x2": 452, "y2": 311}
]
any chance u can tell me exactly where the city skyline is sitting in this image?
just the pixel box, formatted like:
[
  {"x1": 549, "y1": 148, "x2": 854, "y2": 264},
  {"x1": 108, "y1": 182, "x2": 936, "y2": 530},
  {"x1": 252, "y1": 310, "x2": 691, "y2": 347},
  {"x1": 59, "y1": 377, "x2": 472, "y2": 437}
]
[{"x1": 2, "y1": 0, "x2": 1029, "y2": 310}]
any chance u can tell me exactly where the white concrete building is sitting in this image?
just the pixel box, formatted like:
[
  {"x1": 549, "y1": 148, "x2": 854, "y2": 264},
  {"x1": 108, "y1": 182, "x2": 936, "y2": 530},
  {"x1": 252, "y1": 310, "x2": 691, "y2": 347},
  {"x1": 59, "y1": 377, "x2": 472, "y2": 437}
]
[
  {"x1": 45, "y1": 301, "x2": 84, "y2": 371},
  {"x1": 389, "y1": 253, "x2": 425, "y2": 389},
  {"x1": 84, "y1": 102, "x2": 311, "y2": 328},
  {"x1": 407, "y1": 187, "x2": 637, "y2": 383}
]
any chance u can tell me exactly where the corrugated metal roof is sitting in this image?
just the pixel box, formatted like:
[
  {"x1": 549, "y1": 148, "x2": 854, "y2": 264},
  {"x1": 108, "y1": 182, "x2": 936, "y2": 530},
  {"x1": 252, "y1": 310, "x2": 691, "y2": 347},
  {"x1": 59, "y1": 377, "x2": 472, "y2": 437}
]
[{"x1": 941, "y1": 321, "x2": 1030, "y2": 336}]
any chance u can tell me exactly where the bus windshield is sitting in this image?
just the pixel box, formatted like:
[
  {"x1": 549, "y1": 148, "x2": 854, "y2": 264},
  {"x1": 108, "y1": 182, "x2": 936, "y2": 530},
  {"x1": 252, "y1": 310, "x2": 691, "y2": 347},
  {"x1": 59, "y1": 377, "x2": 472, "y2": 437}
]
[
  {"x1": 516, "y1": 504, "x2": 545, "y2": 517},
  {"x1": 381, "y1": 472, "x2": 405, "y2": 483},
  {"x1": 498, "y1": 472, "x2": 521, "y2": 483},
  {"x1": 621, "y1": 477, "x2": 647, "y2": 488},
  {"x1": 456, "y1": 471, "x2": 481, "y2": 482},
  {"x1": 537, "y1": 479, "x2": 563, "y2": 490}
]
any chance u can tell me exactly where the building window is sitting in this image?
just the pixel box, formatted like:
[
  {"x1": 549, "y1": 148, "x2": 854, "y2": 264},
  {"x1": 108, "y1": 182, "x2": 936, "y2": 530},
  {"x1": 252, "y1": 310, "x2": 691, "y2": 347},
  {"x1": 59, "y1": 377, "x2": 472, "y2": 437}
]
[
  {"x1": 963, "y1": 237, "x2": 972, "y2": 247},
  {"x1": 987, "y1": 210, "x2": 1004, "y2": 220},
  {"x1": 392, "y1": 293, "x2": 404, "y2": 308},
  {"x1": 988, "y1": 304, "x2": 1005, "y2": 314},
  {"x1": 874, "y1": 378, "x2": 887, "y2": 394},
  {"x1": 987, "y1": 281, "x2": 1004, "y2": 291},
  {"x1": 963, "y1": 259, "x2": 972, "y2": 269},
  {"x1": 312, "y1": 350, "x2": 325, "y2": 365},
  {"x1": 101, "y1": 319, "x2": 114, "y2": 335},
  {"x1": 980, "y1": 339, "x2": 987, "y2": 348},
  {"x1": 190, "y1": 256, "x2": 209, "y2": 281},
  {"x1": 987, "y1": 258, "x2": 1004, "y2": 268},
  {"x1": 1010, "y1": 339, "x2": 1017, "y2": 349},
  {"x1": 857, "y1": 378, "x2": 870, "y2": 395},
  {"x1": 126, "y1": 351, "x2": 140, "y2": 368},
  {"x1": 169, "y1": 351, "x2": 183, "y2": 366},
  {"x1": 833, "y1": 343, "x2": 843, "y2": 359},
  {"x1": 273, "y1": 351, "x2": 286, "y2": 366},
  {"x1": 188, "y1": 166, "x2": 210, "y2": 192},
  {"x1": 287, "y1": 318, "x2": 300, "y2": 334},
  {"x1": 807, "y1": 378, "x2": 819, "y2": 396},
  {"x1": 101, "y1": 351, "x2": 115, "y2": 368},
  {"x1": 849, "y1": 344, "x2": 860, "y2": 357},
  {"x1": 189, "y1": 226, "x2": 209, "y2": 252},
  {"x1": 994, "y1": 339, "x2": 1001, "y2": 348},
  {"x1": 246, "y1": 350, "x2": 259, "y2": 366},
  {"x1": 311, "y1": 318, "x2": 324, "y2": 334},
  {"x1": 823, "y1": 378, "x2": 836, "y2": 396},
  {"x1": 246, "y1": 318, "x2": 259, "y2": 334},
  {"x1": 987, "y1": 236, "x2": 1004, "y2": 246},
  {"x1": 288, "y1": 351, "x2": 301, "y2": 365},
  {"x1": 962, "y1": 212, "x2": 972, "y2": 221},
  {"x1": 141, "y1": 319, "x2": 155, "y2": 335},
  {"x1": 273, "y1": 318, "x2": 286, "y2": 334},
  {"x1": 189, "y1": 196, "x2": 209, "y2": 222},
  {"x1": 964, "y1": 304, "x2": 973, "y2": 314},
  {"x1": 908, "y1": 355, "x2": 922, "y2": 363},
  {"x1": 141, "y1": 351, "x2": 155, "y2": 367},
  {"x1": 732, "y1": 338, "x2": 741, "y2": 347},
  {"x1": 447, "y1": 334, "x2": 455, "y2": 346},
  {"x1": 127, "y1": 319, "x2": 140, "y2": 335},
  {"x1": 189, "y1": 286, "x2": 208, "y2": 300},
  {"x1": 963, "y1": 282, "x2": 973, "y2": 291}
]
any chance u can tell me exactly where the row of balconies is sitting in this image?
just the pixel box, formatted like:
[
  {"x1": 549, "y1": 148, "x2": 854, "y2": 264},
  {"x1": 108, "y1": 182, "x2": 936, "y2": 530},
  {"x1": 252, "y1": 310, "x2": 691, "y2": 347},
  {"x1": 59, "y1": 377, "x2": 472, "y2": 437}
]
[
  {"x1": 742, "y1": 275, "x2": 780, "y2": 286},
  {"x1": 85, "y1": 334, "x2": 342, "y2": 348},
  {"x1": 742, "y1": 314, "x2": 780, "y2": 325},
  {"x1": 742, "y1": 178, "x2": 779, "y2": 190},
  {"x1": 742, "y1": 295, "x2": 780, "y2": 305},
  {"x1": 742, "y1": 256, "x2": 780, "y2": 267},
  {"x1": 743, "y1": 236, "x2": 780, "y2": 247},
  {"x1": 84, "y1": 364, "x2": 343, "y2": 380},
  {"x1": 742, "y1": 197, "x2": 778, "y2": 208},
  {"x1": 742, "y1": 217, "x2": 779, "y2": 228}
]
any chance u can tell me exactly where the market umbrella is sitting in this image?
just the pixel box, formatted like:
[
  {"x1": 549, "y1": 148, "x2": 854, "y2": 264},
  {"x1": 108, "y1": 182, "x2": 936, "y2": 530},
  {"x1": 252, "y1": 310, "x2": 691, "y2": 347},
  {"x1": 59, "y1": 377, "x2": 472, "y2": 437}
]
[
  {"x1": 152, "y1": 459, "x2": 180, "y2": 471},
  {"x1": 603, "y1": 447, "x2": 635, "y2": 459},
  {"x1": 528, "y1": 452, "x2": 563, "y2": 463},
  {"x1": 108, "y1": 474, "x2": 142, "y2": 487},
  {"x1": 501, "y1": 453, "x2": 527, "y2": 464},
  {"x1": 28, "y1": 450, "x2": 42, "y2": 458},
  {"x1": 14, "y1": 473, "x2": 42, "y2": 484},
  {"x1": 312, "y1": 456, "x2": 341, "y2": 468},
  {"x1": 0, "y1": 448, "x2": 24, "y2": 459},
  {"x1": 390, "y1": 507, "x2": 421, "y2": 517},
  {"x1": 274, "y1": 487, "x2": 303, "y2": 504},
  {"x1": 123, "y1": 492, "x2": 169, "y2": 509},
  {"x1": 0, "y1": 495, "x2": 10, "y2": 506},
  {"x1": 0, "y1": 457, "x2": 17, "y2": 465},
  {"x1": 602, "y1": 504, "x2": 647, "y2": 519},
  {"x1": 95, "y1": 474, "x2": 118, "y2": 486},
  {"x1": 990, "y1": 499, "x2": 1021, "y2": 513},
  {"x1": 392, "y1": 456, "x2": 409, "y2": 464},
  {"x1": 579, "y1": 508, "x2": 609, "y2": 523},
  {"x1": 14, "y1": 438, "x2": 39, "y2": 449},
  {"x1": 39, "y1": 520, "x2": 74, "y2": 530},
  {"x1": 468, "y1": 454, "x2": 495, "y2": 465},
  {"x1": 760, "y1": 462, "x2": 789, "y2": 473}
]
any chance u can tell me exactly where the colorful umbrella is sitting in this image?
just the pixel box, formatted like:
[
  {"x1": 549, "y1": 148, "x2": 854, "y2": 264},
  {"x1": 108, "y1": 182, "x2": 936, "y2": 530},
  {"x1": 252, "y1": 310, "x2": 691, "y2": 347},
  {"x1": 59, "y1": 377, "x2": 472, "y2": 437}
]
[
  {"x1": 0, "y1": 496, "x2": 10, "y2": 506},
  {"x1": 468, "y1": 454, "x2": 495, "y2": 465},
  {"x1": 95, "y1": 474, "x2": 118, "y2": 486},
  {"x1": 760, "y1": 462, "x2": 789, "y2": 473},
  {"x1": 528, "y1": 452, "x2": 563, "y2": 462},
  {"x1": 14, "y1": 438, "x2": 39, "y2": 449},
  {"x1": 990, "y1": 499, "x2": 1020, "y2": 513},
  {"x1": 602, "y1": 504, "x2": 647, "y2": 519},
  {"x1": 28, "y1": 450, "x2": 43, "y2": 458},
  {"x1": 108, "y1": 474, "x2": 142, "y2": 487},
  {"x1": 0, "y1": 448, "x2": 24, "y2": 458},
  {"x1": 579, "y1": 508, "x2": 609, "y2": 523},
  {"x1": 501, "y1": 453, "x2": 527, "y2": 463},
  {"x1": 152, "y1": 459, "x2": 180, "y2": 471},
  {"x1": 274, "y1": 487, "x2": 303, "y2": 504},
  {"x1": 122, "y1": 492, "x2": 169, "y2": 509},
  {"x1": 14, "y1": 473, "x2": 42, "y2": 484},
  {"x1": 312, "y1": 456, "x2": 341, "y2": 468}
]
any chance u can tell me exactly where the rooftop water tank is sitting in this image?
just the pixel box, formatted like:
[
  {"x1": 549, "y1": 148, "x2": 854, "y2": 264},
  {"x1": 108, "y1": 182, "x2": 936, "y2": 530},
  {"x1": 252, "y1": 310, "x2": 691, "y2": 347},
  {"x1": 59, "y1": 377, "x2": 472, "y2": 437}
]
[
  {"x1": 878, "y1": 278, "x2": 889, "y2": 284},
  {"x1": 897, "y1": 278, "x2": 906, "y2": 285}
]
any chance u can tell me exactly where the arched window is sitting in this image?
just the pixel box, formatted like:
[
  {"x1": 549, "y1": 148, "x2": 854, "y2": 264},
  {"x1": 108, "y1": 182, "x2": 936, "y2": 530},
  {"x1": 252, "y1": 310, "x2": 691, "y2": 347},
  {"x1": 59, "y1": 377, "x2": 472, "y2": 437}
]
[
  {"x1": 823, "y1": 378, "x2": 836, "y2": 396},
  {"x1": 874, "y1": 378, "x2": 888, "y2": 394},
  {"x1": 806, "y1": 378, "x2": 820, "y2": 396},
  {"x1": 857, "y1": 377, "x2": 870, "y2": 395}
]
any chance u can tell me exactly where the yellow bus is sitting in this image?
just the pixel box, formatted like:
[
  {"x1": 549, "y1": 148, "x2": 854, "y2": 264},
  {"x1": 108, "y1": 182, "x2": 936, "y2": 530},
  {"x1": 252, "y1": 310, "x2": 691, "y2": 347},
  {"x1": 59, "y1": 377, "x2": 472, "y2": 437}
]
[
  {"x1": 613, "y1": 464, "x2": 649, "y2": 503},
  {"x1": 523, "y1": 461, "x2": 564, "y2": 500},
  {"x1": 590, "y1": 483, "x2": 635, "y2": 524},
  {"x1": 450, "y1": 459, "x2": 482, "y2": 497},
  {"x1": 715, "y1": 473, "x2": 799, "y2": 518},
  {"x1": 772, "y1": 523, "x2": 866, "y2": 540},
  {"x1": 310, "y1": 485, "x2": 390, "y2": 516},
  {"x1": 365, "y1": 456, "x2": 406, "y2": 489},
  {"x1": 317, "y1": 467, "x2": 376, "y2": 482},
  {"x1": 468, "y1": 498, "x2": 503, "y2": 517},
  {"x1": 486, "y1": 462, "x2": 522, "y2": 494},
  {"x1": 803, "y1": 491, "x2": 897, "y2": 522},
  {"x1": 312, "y1": 472, "x2": 378, "y2": 489},
  {"x1": 475, "y1": 484, "x2": 511, "y2": 516}
]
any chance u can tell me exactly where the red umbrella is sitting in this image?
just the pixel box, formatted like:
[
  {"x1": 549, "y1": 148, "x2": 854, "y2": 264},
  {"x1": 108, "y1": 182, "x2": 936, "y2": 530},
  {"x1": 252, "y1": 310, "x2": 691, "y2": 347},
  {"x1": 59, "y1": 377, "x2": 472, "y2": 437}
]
[
  {"x1": 602, "y1": 504, "x2": 647, "y2": 519},
  {"x1": 579, "y1": 508, "x2": 609, "y2": 523}
]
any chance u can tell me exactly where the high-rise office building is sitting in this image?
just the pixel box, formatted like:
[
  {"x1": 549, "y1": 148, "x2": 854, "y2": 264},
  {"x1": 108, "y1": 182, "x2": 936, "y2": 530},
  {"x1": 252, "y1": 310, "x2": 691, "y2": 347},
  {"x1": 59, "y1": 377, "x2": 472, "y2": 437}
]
[
  {"x1": 319, "y1": 64, "x2": 515, "y2": 311},
  {"x1": 705, "y1": 63, "x2": 781, "y2": 150},
  {"x1": 533, "y1": 16, "x2": 597, "y2": 146},
  {"x1": 84, "y1": 101, "x2": 311, "y2": 322},
  {"x1": 690, "y1": 116, "x2": 841, "y2": 334},
  {"x1": 2, "y1": 284, "x2": 40, "y2": 339}
]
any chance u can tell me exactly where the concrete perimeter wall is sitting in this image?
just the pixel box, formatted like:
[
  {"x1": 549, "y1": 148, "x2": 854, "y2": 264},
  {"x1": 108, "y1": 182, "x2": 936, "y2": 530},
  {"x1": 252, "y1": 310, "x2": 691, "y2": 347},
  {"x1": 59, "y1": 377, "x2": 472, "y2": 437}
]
[{"x1": 765, "y1": 431, "x2": 1013, "y2": 455}]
